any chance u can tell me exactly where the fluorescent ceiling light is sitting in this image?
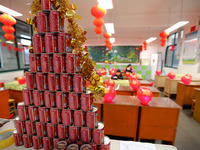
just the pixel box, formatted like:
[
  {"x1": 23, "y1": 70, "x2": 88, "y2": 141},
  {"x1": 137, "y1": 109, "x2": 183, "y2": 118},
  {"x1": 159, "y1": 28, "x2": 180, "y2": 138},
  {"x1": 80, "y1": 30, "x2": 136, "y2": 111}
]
[
  {"x1": 0, "y1": 5, "x2": 22, "y2": 17},
  {"x1": 21, "y1": 39, "x2": 31, "y2": 46},
  {"x1": 6, "y1": 41, "x2": 14, "y2": 44},
  {"x1": 165, "y1": 21, "x2": 189, "y2": 33},
  {"x1": 20, "y1": 34, "x2": 31, "y2": 39},
  {"x1": 105, "y1": 23, "x2": 115, "y2": 34},
  {"x1": 146, "y1": 37, "x2": 157, "y2": 43},
  {"x1": 97, "y1": 0, "x2": 113, "y2": 9},
  {"x1": 109, "y1": 38, "x2": 115, "y2": 43}
]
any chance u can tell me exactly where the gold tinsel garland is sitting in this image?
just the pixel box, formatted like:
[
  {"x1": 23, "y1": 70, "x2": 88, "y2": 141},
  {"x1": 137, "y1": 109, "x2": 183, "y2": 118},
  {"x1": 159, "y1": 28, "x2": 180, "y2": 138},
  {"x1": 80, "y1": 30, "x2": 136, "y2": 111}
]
[{"x1": 28, "y1": 0, "x2": 105, "y2": 99}]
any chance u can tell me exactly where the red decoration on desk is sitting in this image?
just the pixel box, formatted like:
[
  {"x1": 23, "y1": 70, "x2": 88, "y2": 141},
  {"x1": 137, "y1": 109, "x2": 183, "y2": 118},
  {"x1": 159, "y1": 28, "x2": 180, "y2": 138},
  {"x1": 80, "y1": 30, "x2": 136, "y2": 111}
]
[
  {"x1": 18, "y1": 76, "x2": 26, "y2": 85},
  {"x1": 149, "y1": 82, "x2": 154, "y2": 87},
  {"x1": 181, "y1": 75, "x2": 191, "y2": 85},
  {"x1": 106, "y1": 79, "x2": 115, "y2": 88},
  {"x1": 156, "y1": 70, "x2": 161, "y2": 76},
  {"x1": 137, "y1": 87, "x2": 153, "y2": 105},
  {"x1": 185, "y1": 73, "x2": 192, "y2": 79},
  {"x1": 129, "y1": 74, "x2": 137, "y2": 81},
  {"x1": 130, "y1": 80, "x2": 140, "y2": 91},
  {"x1": 168, "y1": 72, "x2": 175, "y2": 79},
  {"x1": 103, "y1": 86, "x2": 116, "y2": 103},
  {"x1": 125, "y1": 72, "x2": 131, "y2": 78}
]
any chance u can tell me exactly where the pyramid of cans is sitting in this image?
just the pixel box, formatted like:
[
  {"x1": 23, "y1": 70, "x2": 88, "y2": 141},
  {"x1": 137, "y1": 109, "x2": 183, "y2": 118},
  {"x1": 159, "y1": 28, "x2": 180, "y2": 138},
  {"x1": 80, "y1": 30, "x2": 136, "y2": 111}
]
[{"x1": 13, "y1": 0, "x2": 110, "y2": 150}]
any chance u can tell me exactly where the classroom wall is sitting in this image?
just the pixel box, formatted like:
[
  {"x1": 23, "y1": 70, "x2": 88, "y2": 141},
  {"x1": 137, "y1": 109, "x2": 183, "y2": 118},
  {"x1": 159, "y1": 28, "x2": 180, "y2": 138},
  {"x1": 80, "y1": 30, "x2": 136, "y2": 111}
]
[{"x1": 0, "y1": 70, "x2": 24, "y2": 82}]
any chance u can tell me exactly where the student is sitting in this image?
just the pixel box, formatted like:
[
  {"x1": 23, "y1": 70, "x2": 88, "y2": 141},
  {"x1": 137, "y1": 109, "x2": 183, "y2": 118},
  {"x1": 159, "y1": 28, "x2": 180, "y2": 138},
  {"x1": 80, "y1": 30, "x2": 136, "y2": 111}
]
[
  {"x1": 125, "y1": 64, "x2": 133, "y2": 73},
  {"x1": 111, "y1": 69, "x2": 124, "y2": 80}
]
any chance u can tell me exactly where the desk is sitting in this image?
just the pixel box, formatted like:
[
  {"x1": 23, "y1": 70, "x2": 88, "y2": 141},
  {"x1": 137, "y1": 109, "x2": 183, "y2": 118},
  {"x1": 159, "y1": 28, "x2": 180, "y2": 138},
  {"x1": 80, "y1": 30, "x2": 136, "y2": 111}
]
[
  {"x1": 193, "y1": 88, "x2": 200, "y2": 123},
  {"x1": 176, "y1": 82, "x2": 200, "y2": 107},
  {"x1": 154, "y1": 75, "x2": 168, "y2": 89},
  {"x1": 0, "y1": 89, "x2": 10, "y2": 118},
  {"x1": 103, "y1": 95, "x2": 141, "y2": 140},
  {"x1": 138, "y1": 97, "x2": 181, "y2": 145}
]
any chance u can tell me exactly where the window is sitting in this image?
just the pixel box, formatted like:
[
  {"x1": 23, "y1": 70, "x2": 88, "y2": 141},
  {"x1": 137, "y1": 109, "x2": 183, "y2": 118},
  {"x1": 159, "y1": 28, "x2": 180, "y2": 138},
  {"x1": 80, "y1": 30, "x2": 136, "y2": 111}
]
[{"x1": 165, "y1": 30, "x2": 183, "y2": 68}]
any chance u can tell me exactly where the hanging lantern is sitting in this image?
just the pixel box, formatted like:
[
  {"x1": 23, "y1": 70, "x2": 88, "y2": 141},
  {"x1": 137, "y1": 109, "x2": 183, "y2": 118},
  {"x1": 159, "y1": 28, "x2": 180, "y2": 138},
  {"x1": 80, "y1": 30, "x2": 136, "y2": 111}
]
[
  {"x1": 14, "y1": 47, "x2": 18, "y2": 52},
  {"x1": 91, "y1": 4, "x2": 106, "y2": 18},
  {"x1": 0, "y1": 13, "x2": 16, "y2": 25},
  {"x1": 2, "y1": 25, "x2": 15, "y2": 34},
  {"x1": 105, "y1": 42, "x2": 111, "y2": 48},
  {"x1": 104, "y1": 38, "x2": 110, "y2": 43},
  {"x1": 93, "y1": 18, "x2": 104, "y2": 27},
  {"x1": 140, "y1": 45, "x2": 143, "y2": 51},
  {"x1": 104, "y1": 32, "x2": 111, "y2": 39},
  {"x1": 170, "y1": 45, "x2": 175, "y2": 51},
  {"x1": 161, "y1": 42, "x2": 166, "y2": 47},
  {"x1": 4, "y1": 33, "x2": 15, "y2": 40},
  {"x1": 94, "y1": 27, "x2": 103, "y2": 34},
  {"x1": 8, "y1": 45, "x2": 12, "y2": 50},
  {"x1": 160, "y1": 38, "x2": 168, "y2": 43},
  {"x1": 159, "y1": 31, "x2": 169, "y2": 38},
  {"x1": 109, "y1": 46, "x2": 112, "y2": 51}
]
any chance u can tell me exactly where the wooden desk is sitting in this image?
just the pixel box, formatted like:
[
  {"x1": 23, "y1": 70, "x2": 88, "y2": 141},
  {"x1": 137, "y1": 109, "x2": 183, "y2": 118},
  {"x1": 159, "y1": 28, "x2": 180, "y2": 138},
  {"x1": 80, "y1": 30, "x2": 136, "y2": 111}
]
[
  {"x1": 103, "y1": 95, "x2": 141, "y2": 140},
  {"x1": 140, "y1": 80, "x2": 151, "y2": 87},
  {"x1": 9, "y1": 90, "x2": 23, "y2": 103},
  {"x1": 154, "y1": 75, "x2": 167, "y2": 89},
  {"x1": 0, "y1": 89, "x2": 10, "y2": 119},
  {"x1": 138, "y1": 97, "x2": 181, "y2": 145},
  {"x1": 193, "y1": 88, "x2": 200, "y2": 123},
  {"x1": 116, "y1": 86, "x2": 160, "y2": 97},
  {"x1": 176, "y1": 82, "x2": 200, "y2": 107}
]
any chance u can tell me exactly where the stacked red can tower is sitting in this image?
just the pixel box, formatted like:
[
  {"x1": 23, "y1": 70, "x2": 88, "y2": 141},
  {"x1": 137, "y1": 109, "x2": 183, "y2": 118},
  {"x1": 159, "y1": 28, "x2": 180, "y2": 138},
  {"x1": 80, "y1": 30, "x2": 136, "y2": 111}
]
[{"x1": 13, "y1": 1, "x2": 110, "y2": 150}]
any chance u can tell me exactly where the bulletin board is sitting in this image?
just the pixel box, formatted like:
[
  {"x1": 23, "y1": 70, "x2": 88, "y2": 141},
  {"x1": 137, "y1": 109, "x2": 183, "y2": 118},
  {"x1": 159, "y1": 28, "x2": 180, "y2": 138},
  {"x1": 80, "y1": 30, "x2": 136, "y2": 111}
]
[{"x1": 87, "y1": 46, "x2": 140, "y2": 63}]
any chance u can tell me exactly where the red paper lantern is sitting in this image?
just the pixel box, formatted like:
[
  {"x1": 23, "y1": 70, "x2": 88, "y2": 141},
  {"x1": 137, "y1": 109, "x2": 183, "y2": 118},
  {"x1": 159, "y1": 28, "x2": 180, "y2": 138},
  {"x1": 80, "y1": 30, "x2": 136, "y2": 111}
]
[
  {"x1": 93, "y1": 18, "x2": 104, "y2": 27},
  {"x1": 125, "y1": 72, "x2": 131, "y2": 78},
  {"x1": 159, "y1": 31, "x2": 169, "y2": 38},
  {"x1": 109, "y1": 47, "x2": 112, "y2": 51},
  {"x1": 106, "y1": 79, "x2": 115, "y2": 87},
  {"x1": 0, "y1": 13, "x2": 16, "y2": 25},
  {"x1": 8, "y1": 45, "x2": 12, "y2": 50},
  {"x1": 140, "y1": 45, "x2": 143, "y2": 51},
  {"x1": 4, "y1": 33, "x2": 14, "y2": 40},
  {"x1": 129, "y1": 74, "x2": 137, "y2": 81},
  {"x1": 2, "y1": 25, "x2": 15, "y2": 34},
  {"x1": 143, "y1": 41, "x2": 147, "y2": 45},
  {"x1": 156, "y1": 70, "x2": 161, "y2": 76},
  {"x1": 137, "y1": 87, "x2": 153, "y2": 105},
  {"x1": 160, "y1": 38, "x2": 168, "y2": 43},
  {"x1": 168, "y1": 72, "x2": 175, "y2": 79},
  {"x1": 91, "y1": 5, "x2": 106, "y2": 18},
  {"x1": 104, "y1": 39, "x2": 110, "y2": 43},
  {"x1": 14, "y1": 47, "x2": 18, "y2": 51},
  {"x1": 2, "y1": 42, "x2": 6, "y2": 47},
  {"x1": 161, "y1": 42, "x2": 166, "y2": 47},
  {"x1": 18, "y1": 76, "x2": 26, "y2": 85},
  {"x1": 104, "y1": 32, "x2": 111, "y2": 39},
  {"x1": 103, "y1": 86, "x2": 116, "y2": 103},
  {"x1": 170, "y1": 45, "x2": 175, "y2": 51},
  {"x1": 130, "y1": 80, "x2": 140, "y2": 91},
  {"x1": 95, "y1": 27, "x2": 103, "y2": 34},
  {"x1": 105, "y1": 43, "x2": 111, "y2": 48},
  {"x1": 181, "y1": 75, "x2": 191, "y2": 85}
]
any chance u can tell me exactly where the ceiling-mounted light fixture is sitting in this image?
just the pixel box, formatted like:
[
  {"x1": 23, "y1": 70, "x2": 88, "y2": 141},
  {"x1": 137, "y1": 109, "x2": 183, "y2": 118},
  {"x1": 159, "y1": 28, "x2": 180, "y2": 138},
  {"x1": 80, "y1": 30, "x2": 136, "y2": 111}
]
[
  {"x1": 109, "y1": 38, "x2": 115, "y2": 43},
  {"x1": 97, "y1": 0, "x2": 113, "y2": 9},
  {"x1": 105, "y1": 23, "x2": 115, "y2": 34},
  {"x1": 0, "y1": 5, "x2": 22, "y2": 16},
  {"x1": 165, "y1": 21, "x2": 189, "y2": 33},
  {"x1": 146, "y1": 37, "x2": 157, "y2": 44}
]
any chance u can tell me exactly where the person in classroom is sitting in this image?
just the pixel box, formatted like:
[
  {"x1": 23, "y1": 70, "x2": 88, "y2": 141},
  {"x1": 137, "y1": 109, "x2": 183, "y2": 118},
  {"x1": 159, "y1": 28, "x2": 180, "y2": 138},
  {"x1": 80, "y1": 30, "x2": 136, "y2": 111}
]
[
  {"x1": 125, "y1": 64, "x2": 134, "y2": 73},
  {"x1": 111, "y1": 69, "x2": 124, "y2": 80}
]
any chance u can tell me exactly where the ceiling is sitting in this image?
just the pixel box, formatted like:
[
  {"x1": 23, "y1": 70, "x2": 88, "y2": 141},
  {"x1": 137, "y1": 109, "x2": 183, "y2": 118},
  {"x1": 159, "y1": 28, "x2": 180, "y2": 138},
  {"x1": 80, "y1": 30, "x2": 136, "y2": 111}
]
[{"x1": 1, "y1": 0, "x2": 200, "y2": 45}]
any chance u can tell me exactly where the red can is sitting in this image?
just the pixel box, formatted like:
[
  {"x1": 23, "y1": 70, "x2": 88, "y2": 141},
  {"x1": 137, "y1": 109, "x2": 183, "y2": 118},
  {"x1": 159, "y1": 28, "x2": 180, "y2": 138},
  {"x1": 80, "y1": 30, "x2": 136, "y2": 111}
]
[
  {"x1": 53, "y1": 54, "x2": 66, "y2": 73},
  {"x1": 49, "y1": 10, "x2": 64, "y2": 32},
  {"x1": 69, "y1": 92, "x2": 80, "y2": 110},
  {"x1": 26, "y1": 72, "x2": 34, "y2": 90},
  {"x1": 44, "y1": 91, "x2": 56, "y2": 107},
  {"x1": 86, "y1": 107, "x2": 98, "y2": 128},
  {"x1": 80, "y1": 144, "x2": 93, "y2": 150},
  {"x1": 65, "y1": 139, "x2": 73, "y2": 145},
  {"x1": 48, "y1": 73, "x2": 60, "y2": 91},
  {"x1": 76, "y1": 141, "x2": 84, "y2": 148},
  {"x1": 56, "y1": 92, "x2": 68, "y2": 109},
  {"x1": 25, "y1": 121, "x2": 36, "y2": 135},
  {"x1": 60, "y1": 74, "x2": 68, "y2": 92},
  {"x1": 23, "y1": 134, "x2": 33, "y2": 148},
  {"x1": 53, "y1": 138, "x2": 60, "y2": 149},
  {"x1": 50, "y1": 108, "x2": 62, "y2": 124},
  {"x1": 41, "y1": 0, "x2": 53, "y2": 10},
  {"x1": 13, "y1": 130, "x2": 23, "y2": 146},
  {"x1": 36, "y1": 73, "x2": 48, "y2": 90},
  {"x1": 32, "y1": 136, "x2": 43, "y2": 149},
  {"x1": 73, "y1": 74, "x2": 86, "y2": 93},
  {"x1": 15, "y1": 118, "x2": 26, "y2": 134},
  {"x1": 66, "y1": 53, "x2": 80, "y2": 73},
  {"x1": 28, "y1": 106, "x2": 39, "y2": 121},
  {"x1": 40, "y1": 54, "x2": 54, "y2": 72},
  {"x1": 43, "y1": 137, "x2": 53, "y2": 150},
  {"x1": 62, "y1": 109, "x2": 73, "y2": 125},
  {"x1": 23, "y1": 88, "x2": 33, "y2": 105},
  {"x1": 33, "y1": 90, "x2": 45, "y2": 106},
  {"x1": 81, "y1": 93, "x2": 94, "y2": 111},
  {"x1": 99, "y1": 136, "x2": 111, "y2": 150},
  {"x1": 17, "y1": 102, "x2": 29, "y2": 120},
  {"x1": 90, "y1": 143, "x2": 98, "y2": 150},
  {"x1": 47, "y1": 123, "x2": 58, "y2": 138},
  {"x1": 58, "y1": 33, "x2": 72, "y2": 53},
  {"x1": 74, "y1": 110, "x2": 86, "y2": 127},
  {"x1": 36, "y1": 122, "x2": 47, "y2": 137},
  {"x1": 38, "y1": 107, "x2": 50, "y2": 123},
  {"x1": 68, "y1": 74, "x2": 73, "y2": 91},
  {"x1": 81, "y1": 127, "x2": 92, "y2": 143},
  {"x1": 58, "y1": 124, "x2": 69, "y2": 139},
  {"x1": 33, "y1": 34, "x2": 45, "y2": 53},
  {"x1": 37, "y1": 11, "x2": 48, "y2": 33},
  {"x1": 29, "y1": 54, "x2": 36, "y2": 72},
  {"x1": 69, "y1": 126, "x2": 80, "y2": 141},
  {"x1": 67, "y1": 144, "x2": 79, "y2": 150},
  {"x1": 93, "y1": 122, "x2": 105, "y2": 145},
  {"x1": 45, "y1": 33, "x2": 58, "y2": 53}
]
